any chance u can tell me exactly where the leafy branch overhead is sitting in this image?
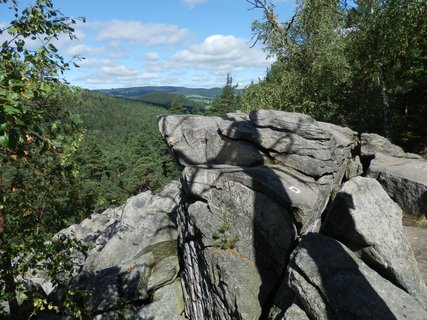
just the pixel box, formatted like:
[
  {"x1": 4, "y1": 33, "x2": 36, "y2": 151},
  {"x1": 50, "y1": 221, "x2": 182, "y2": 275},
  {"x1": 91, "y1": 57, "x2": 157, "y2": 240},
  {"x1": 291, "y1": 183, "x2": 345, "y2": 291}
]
[
  {"x1": 0, "y1": 0, "x2": 85, "y2": 150},
  {"x1": 242, "y1": 0, "x2": 426, "y2": 156},
  {"x1": 0, "y1": 1, "x2": 88, "y2": 318}
]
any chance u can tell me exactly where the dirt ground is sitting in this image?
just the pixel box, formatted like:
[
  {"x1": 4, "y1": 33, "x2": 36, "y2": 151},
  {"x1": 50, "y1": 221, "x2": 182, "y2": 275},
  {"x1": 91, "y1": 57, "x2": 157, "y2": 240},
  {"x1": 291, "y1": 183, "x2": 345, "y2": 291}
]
[{"x1": 403, "y1": 225, "x2": 427, "y2": 284}]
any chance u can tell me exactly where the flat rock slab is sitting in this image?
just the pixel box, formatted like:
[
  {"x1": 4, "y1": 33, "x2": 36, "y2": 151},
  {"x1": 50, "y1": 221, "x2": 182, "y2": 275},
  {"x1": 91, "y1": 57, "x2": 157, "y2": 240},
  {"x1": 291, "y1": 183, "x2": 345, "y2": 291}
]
[
  {"x1": 367, "y1": 153, "x2": 427, "y2": 217},
  {"x1": 404, "y1": 226, "x2": 427, "y2": 284}
]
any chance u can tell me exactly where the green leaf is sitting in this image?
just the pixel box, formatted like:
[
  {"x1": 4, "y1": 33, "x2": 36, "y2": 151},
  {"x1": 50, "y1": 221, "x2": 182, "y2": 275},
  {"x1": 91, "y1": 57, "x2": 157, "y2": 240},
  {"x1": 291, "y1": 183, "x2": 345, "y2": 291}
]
[
  {"x1": 4, "y1": 105, "x2": 21, "y2": 115},
  {"x1": 0, "y1": 132, "x2": 9, "y2": 147},
  {"x1": 41, "y1": 83, "x2": 52, "y2": 93},
  {"x1": 48, "y1": 43, "x2": 58, "y2": 53},
  {"x1": 8, "y1": 26, "x2": 17, "y2": 34}
]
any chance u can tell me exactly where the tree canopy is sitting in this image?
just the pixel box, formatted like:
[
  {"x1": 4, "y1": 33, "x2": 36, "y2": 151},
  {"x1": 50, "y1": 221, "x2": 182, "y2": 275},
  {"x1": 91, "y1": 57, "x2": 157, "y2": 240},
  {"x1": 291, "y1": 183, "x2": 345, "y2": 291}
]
[{"x1": 243, "y1": 0, "x2": 427, "y2": 154}]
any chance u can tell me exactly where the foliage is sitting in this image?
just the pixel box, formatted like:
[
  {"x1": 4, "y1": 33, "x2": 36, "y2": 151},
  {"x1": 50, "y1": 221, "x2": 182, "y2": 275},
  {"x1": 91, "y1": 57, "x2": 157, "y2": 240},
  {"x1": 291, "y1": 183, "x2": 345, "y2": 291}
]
[
  {"x1": 0, "y1": 84, "x2": 87, "y2": 318},
  {"x1": 243, "y1": 0, "x2": 427, "y2": 154},
  {"x1": 207, "y1": 74, "x2": 241, "y2": 115},
  {"x1": 135, "y1": 92, "x2": 205, "y2": 113},
  {"x1": 68, "y1": 91, "x2": 180, "y2": 213},
  {"x1": 0, "y1": 0, "x2": 84, "y2": 150},
  {"x1": 169, "y1": 95, "x2": 185, "y2": 114},
  {"x1": 0, "y1": 0, "x2": 88, "y2": 317},
  {"x1": 212, "y1": 222, "x2": 240, "y2": 250}
]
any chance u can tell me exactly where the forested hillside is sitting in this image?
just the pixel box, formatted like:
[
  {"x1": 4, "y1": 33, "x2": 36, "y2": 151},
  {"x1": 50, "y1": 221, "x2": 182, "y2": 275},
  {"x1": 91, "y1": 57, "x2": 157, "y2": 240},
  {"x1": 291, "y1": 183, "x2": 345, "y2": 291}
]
[
  {"x1": 97, "y1": 86, "x2": 221, "y2": 99},
  {"x1": 133, "y1": 91, "x2": 207, "y2": 112},
  {"x1": 68, "y1": 91, "x2": 180, "y2": 213}
]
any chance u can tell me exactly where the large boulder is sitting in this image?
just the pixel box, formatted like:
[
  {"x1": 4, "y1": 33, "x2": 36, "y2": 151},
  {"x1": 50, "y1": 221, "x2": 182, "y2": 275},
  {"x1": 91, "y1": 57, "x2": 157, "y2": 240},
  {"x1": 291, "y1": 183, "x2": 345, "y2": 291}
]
[
  {"x1": 361, "y1": 133, "x2": 422, "y2": 159},
  {"x1": 159, "y1": 110, "x2": 360, "y2": 234},
  {"x1": 366, "y1": 152, "x2": 427, "y2": 217},
  {"x1": 182, "y1": 165, "x2": 332, "y2": 231},
  {"x1": 321, "y1": 176, "x2": 427, "y2": 309},
  {"x1": 53, "y1": 181, "x2": 185, "y2": 318},
  {"x1": 159, "y1": 111, "x2": 359, "y2": 181},
  {"x1": 23, "y1": 110, "x2": 427, "y2": 320},
  {"x1": 288, "y1": 233, "x2": 427, "y2": 320},
  {"x1": 158, "y1": 113, "x2": 264, "y2": 166},
  {"x1": 178, "y1": 167, "x2": 296, "y2": 319}
]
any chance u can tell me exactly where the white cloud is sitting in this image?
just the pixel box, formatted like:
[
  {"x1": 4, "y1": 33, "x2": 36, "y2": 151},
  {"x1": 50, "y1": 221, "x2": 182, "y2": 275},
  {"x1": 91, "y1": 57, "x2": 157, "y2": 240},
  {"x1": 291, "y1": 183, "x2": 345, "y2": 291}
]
[
  {"x1": 99, "y1": 65, "x2": 140, "y2": 77},
  {"x1": 75, "y1": 62, "x2": 160, "y2": 87},
  {"x1": 183, "y1": 0, "x2": 208, "y2": 8},
  {"x1": 77, "y1": 58, "x2": 115, "y2": 68},
  {"x1": 169, "y1": 34, "x2": 273, "y2": 73},
  {"x1": 96, "y1": 20, "x2": 190, "y2": 46},
  {"x1": 63, "y1": 43, "x2": 106, "y2": 57},
  {"x1": 144, "y1": 52, "x2": 160, "y2": 61},
  {"x1": 138, "y1": 34, "x2": 274, "y2": 88}
]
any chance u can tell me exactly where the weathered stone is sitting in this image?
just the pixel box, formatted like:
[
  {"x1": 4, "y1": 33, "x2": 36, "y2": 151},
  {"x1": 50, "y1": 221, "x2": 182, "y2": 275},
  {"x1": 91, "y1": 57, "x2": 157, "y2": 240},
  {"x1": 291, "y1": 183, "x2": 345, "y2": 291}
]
[
  {"x1": 207, "y1": 249, "x2": 265, "y2": 319},
  {"x1": 345, "y1": 155, "x2": 363, "y2": 180},
  {"x1": 82, "y1": 181, "x2": 180, "y2": 272},
  {"x1": 158, "y1": 114, "x2": 264, "y2": 166},
  {"x1": 288, "y1": 233, "x2": 427, "y2": 320},
  {"x1": 134, "y1": 279, "x2": 186, "y2": 320},
  {"x1": 41, "y1": 109, "x2": 427, "y2": 320},
  {"x1": 361, "y1": 133, "x2": 422, "y2": 159},
  {"x1": 404, "y1": 226, "x2": 427, "y2": 284},
  {"x1": 160, "y1": 112, "x2": 358, "y2": 181},
  {"x1": 73, "y1": 266, "x2": 123, "y2": 313},
  {"x1": 50, "y1": 181, "x2": 183, "y2": 316},
  {"x1": 249, "y1": 110, "x2": 331, "y2": 140},
  {"x1": 367, "y1": 153, "x2": 427, "y2": 217},
  {"x1": 318, "y1": 121, "x2": 359, "y2": 149},
  {"x1": 267, "y1": 276, "x2": 300, "y2": 320},
  {"x1": 182, "y1": 165, "x2": 331, "y2": 231},
  {"x1": 221, "y1": 120, "x2": 335, "y2": 160},
  {"x1": 178, "y1": 165, "x2": 296, "y2": 319},
  {"x1": 321, "y1": 176, "x2": 427, "y2": 309},
  {"x1": 282, "y1": 303, "x2": 310, "y2": 320}
]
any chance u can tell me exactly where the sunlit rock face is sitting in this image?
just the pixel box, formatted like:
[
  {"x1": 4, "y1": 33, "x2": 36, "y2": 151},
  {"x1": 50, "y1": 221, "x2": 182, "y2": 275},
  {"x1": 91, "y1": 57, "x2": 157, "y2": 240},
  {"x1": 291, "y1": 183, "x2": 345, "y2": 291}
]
[
  {"x1": 157, "y1": 110, "x2": 427, "y2": 319},
  {"x1": 26, "y1": 110, "x2": 427, "y2": 319}
]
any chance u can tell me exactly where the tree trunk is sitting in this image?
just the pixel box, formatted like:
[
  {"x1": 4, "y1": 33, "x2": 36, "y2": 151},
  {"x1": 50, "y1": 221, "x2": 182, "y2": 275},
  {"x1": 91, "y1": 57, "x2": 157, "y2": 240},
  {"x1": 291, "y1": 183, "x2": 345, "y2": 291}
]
[{"x1": 378, "y1": 62, "x2": 393, "y2": 141}]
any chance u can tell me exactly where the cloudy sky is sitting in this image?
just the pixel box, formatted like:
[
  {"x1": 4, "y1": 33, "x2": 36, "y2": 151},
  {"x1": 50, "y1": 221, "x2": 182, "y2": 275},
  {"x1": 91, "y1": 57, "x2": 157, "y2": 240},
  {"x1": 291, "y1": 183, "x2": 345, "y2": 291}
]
[{"x1": 1, "y1": 0, "x2": 295, "y2": 89}]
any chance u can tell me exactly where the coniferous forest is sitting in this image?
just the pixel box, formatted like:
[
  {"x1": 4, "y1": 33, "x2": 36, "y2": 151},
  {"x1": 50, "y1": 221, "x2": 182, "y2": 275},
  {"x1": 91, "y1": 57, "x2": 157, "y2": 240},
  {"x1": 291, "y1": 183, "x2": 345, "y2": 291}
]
[{"x1": 0, "y1": 0, "x2": 426, "y2": 318}]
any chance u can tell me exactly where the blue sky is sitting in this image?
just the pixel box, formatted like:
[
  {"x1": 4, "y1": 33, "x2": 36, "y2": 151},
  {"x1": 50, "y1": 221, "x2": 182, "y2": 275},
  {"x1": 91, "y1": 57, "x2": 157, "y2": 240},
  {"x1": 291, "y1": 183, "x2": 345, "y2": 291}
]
[{"x1": 1, "y1": 0, "x2": 296, "y2": 89}]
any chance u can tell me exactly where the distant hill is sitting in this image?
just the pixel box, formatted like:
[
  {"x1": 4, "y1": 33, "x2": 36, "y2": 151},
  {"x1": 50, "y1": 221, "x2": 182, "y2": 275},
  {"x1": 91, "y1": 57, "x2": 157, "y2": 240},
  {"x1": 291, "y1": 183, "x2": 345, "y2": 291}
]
[
  {"x1": 95, "y1": 86, "x2": 222, "y2": 99},
  {"x1": 133, "y1": 92, "x2": 204, "y2": 111}
]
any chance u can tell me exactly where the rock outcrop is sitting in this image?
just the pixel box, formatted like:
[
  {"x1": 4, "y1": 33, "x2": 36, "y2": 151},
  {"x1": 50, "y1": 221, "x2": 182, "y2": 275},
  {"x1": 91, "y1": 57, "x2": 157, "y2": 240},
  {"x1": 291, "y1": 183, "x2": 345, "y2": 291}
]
[
  {"x1": 288, "y1": 233, "x2": 427, "y2": 320},
  {"x1": 156, "y1": 110, "x2": 427, "y2": 319},
  {"x1": 321, "y1": 176, "x2": 427, "y2": 309},
  {"x1": 52, "y1": 181, "x2": 185, "y2": 319},
  {"x1": 30, "y1": 110, "x2": 427, "y2": 319}
]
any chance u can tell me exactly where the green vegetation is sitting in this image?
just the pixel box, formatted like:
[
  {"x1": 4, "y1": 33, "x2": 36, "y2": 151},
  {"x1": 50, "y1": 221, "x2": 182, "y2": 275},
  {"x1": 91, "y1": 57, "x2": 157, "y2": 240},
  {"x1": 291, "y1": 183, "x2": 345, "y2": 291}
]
[
  {"x1": 135, "y1": 91, "x2": 205, "y2": 113},
  {"x1": 68, "y1": 91, "x2": 180, "y2": 213},
  {"x1": 212, "y1": 221, "x2": 240, "y2": 250},
  {"x1": 97, "y1": 86, "x2": 221, "y2": 99},
  {"x1": 0, "y1": 0, "x2": 87, "y2": 317},
  {"x1": 212, "y1": 210, "x2": 240, "y2": 250},
  {"x1": 206, "y1": 74, "x2": 242, "y2": 115},
  {"x1": 0, "y1": 1, "x2": 179, "y2": 317},
  {"x1": 243, "y1": 0, "x2": 427, "y2": 155}
]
